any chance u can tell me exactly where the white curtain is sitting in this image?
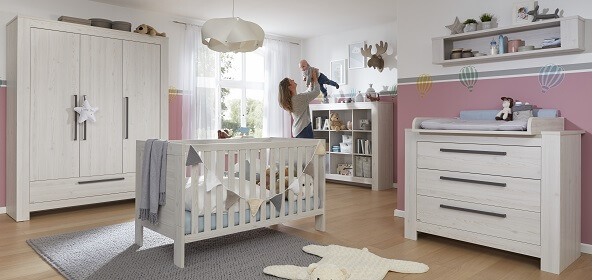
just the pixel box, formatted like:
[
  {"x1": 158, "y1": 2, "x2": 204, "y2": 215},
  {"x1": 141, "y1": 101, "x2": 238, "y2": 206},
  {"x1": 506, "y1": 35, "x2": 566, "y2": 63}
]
[
  {"x1": 263, "y1": 39, "x2": 293, "y2": 138},
  {"x1": 179, "y1": 24, "x2": 217, "y2": 139}
]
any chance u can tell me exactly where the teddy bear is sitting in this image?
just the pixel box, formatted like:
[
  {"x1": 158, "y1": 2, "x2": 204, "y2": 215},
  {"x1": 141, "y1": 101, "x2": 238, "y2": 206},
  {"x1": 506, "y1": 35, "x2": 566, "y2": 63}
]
[
  {"x1": 260, "y1": 167, "x2": 313, "y2": 197},
  {"x1": 330, "y1": 112, "x2": 346, "y2": 131},
  {"x1": 263, "y1": 245, "x2": 429, "y2": 280},
  {"x1": 217, "y1": 129, "x2": 232, "y2": 139},
  {"x1": 495, "y1": 97, "x2": 514, "y2": 121},
  {"x1": 133, "y1": 24, "x2": 166, "y2": 37}
]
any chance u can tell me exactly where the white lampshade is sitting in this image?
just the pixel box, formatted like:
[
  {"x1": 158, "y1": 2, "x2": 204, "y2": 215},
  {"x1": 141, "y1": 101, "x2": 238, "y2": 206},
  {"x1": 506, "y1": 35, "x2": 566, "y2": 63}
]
[{"x1": 201, "y1": 17, "x2": 264, "y2": 53}]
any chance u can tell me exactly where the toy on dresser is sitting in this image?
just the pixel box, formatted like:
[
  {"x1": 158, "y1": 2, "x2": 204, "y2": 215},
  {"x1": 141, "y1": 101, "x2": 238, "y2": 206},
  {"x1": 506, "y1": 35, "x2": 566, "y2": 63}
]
[{"x1": 495, "y1": 97, "x2": 514, "y2": 121}]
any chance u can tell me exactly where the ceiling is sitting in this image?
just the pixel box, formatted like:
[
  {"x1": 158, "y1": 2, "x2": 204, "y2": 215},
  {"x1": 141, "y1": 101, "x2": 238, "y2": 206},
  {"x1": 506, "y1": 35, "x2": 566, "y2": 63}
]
[{"x1": 89, "y1": 0, "x2": 397, "y2": 39}]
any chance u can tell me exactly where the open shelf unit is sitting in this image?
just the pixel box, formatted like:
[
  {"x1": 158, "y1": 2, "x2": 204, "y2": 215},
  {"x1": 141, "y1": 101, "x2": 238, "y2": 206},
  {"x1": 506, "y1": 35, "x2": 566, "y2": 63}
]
[
  {"x1": 309, "y1": 102, "x2": 393, "y2": 190},
  {"x1": 432, "y1": 16, "x2": 585, "y2": 65}
]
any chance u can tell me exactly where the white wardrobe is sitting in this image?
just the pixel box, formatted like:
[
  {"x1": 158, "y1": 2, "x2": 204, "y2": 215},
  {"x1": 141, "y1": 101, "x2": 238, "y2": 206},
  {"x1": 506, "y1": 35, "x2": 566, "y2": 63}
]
[{"x1": 6, "y1": 16, "x2": 168, "y2": 221}]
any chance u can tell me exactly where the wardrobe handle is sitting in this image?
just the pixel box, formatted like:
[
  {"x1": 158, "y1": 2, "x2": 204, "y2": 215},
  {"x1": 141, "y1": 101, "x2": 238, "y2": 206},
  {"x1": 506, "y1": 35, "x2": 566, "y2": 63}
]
[
  {"x1": 78, "y1": 177, "x2": 125, "y2": 184},
  {"x1": 125, "y1": 97, "x2": 129, "y2": 139},
  {"x1": 83, "y1": 95, "x2": 87, "y2": 140},
  {"x1": 440, "y1": 204, "x2": 507, "y2": 218},
  {"x1": 74, "y1": 95, "x2": 78, "y2": 141},
  {"x1": 440, "y1": 176, "x2": 507, "y2": 187},
  {"x1": 440, "y1": 148, "x2": 506, "y2": 156}
]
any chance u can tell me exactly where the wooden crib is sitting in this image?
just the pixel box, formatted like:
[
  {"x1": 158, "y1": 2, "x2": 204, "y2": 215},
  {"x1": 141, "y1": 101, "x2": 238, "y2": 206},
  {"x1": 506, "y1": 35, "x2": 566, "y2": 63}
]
[{"x1": 135, "y1": 138, "x2": 326, "y2": 268}]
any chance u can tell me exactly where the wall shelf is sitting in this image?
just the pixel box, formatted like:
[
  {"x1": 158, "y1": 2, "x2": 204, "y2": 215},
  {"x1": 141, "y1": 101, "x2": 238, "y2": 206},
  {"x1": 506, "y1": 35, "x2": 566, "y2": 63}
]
[{"x1": 432, "y1": 16, "x2": 585, "y2": 65}]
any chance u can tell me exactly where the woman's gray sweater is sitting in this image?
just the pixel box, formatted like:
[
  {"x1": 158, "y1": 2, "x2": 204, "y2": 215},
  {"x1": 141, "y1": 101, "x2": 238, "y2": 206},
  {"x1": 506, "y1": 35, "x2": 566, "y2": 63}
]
[{"x1": 290, "y1": 82, "x2": 320, "y2": 137}]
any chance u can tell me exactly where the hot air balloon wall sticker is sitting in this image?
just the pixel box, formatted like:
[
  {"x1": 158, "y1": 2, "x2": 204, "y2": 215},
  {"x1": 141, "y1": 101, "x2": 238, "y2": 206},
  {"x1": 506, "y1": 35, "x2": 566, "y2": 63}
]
[
  {"x1": 459, "y1": 66, "x2": 479, "y2": 92},
  {"x1": 416, "y1": 74, "x2": 433, "y2": 99},
  {"x1": 539, "y1": 64, "x2": 565, "y2": 94}
]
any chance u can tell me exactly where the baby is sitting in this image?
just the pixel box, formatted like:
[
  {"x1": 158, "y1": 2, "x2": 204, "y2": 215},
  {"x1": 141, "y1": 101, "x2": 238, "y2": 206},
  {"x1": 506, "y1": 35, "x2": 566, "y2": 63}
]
[{"x1": 299, "y1": 59, "x2": 339, "y2": 102}]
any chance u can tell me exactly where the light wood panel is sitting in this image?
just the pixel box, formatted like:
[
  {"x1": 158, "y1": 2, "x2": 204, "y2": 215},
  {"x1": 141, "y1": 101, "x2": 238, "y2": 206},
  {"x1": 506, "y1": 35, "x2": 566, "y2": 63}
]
[
  {"x1": 29, "y1": 28, "x2": 80, "y2": 181},
  {"x1": 122, "y1": 41, "x2": 161, "y2": 173},
  {"x1": 79, "y1": 35, "x2": 123, "y2": 177},
  {"x1": 1, "y1": 184, "x2": 591, "y2": 280}
]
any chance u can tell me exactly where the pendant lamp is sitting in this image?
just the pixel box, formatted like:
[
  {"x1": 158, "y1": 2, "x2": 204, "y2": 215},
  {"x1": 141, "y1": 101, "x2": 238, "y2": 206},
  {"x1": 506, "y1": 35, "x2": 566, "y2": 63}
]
[{"x1": 201, "y1": 0, "x2": 265, "y2": 53}]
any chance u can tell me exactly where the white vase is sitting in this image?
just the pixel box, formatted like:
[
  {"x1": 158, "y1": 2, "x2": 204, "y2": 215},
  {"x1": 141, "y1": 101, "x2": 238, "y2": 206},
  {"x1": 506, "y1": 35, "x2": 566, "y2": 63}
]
[
  {"x1": 481, "y1": 21, "x2": 492, "y2": 29},
  {"x1": 464, "y1": 23, "x2": 477, "y2": 32}
]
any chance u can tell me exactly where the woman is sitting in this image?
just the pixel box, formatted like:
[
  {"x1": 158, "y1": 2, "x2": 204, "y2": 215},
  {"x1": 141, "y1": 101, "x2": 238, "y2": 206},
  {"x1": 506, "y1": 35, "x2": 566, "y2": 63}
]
[{"x1": 278, "y1": 69, "x2": 320, "y2": 138}]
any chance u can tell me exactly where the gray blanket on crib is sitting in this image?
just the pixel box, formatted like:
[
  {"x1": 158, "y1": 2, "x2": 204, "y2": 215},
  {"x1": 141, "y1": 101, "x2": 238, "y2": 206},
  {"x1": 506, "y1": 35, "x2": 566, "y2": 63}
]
[{"x1": 139, "y1": 139, "x2": 168, "y2": 224}]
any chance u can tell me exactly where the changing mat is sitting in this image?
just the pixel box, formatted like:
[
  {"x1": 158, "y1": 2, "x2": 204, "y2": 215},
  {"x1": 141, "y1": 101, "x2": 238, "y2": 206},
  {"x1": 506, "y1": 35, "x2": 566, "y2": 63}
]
[{"x1": 420, "y1": 118, "x2": 528, "y2": 131}]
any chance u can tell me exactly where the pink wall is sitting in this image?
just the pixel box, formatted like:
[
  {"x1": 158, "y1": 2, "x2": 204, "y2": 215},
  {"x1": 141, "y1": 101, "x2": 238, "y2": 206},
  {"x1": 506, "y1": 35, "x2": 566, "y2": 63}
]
[
  {"x1": 397, "y1": 71, "x2": 592, "y2": 244},
  {"x1": 0, "y1": 87, "x2": 5, "y2": 207},
  {"x1": 168, "y1": 94, "x2": 183, "y2": 140}
]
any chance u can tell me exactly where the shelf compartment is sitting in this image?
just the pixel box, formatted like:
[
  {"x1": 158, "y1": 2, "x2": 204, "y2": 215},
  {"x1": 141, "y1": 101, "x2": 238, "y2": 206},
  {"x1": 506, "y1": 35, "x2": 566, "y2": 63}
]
[{"x1": 432, "y1": 16, "x2": 585, "y2": 65}]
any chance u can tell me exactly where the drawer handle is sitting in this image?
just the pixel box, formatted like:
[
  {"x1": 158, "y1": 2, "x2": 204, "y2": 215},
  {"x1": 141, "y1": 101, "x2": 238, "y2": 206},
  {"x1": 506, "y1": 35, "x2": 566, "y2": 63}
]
[
  {"x1": 78, "y1": 177, "x2": 125, "y2": 185},
  {"x1": 440, "y1": 176, "x2": 507, "y2": 187},
  {"x1": 440, "y1": 204, "x2": 507, "y2": 218},
  {"x1": 440, "y1": 148, "x2": 506, "y2": 156}
]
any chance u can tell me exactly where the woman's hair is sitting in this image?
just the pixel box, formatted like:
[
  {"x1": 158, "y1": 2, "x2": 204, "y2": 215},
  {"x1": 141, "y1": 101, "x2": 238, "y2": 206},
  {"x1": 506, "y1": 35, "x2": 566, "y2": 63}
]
[{"x1": 278, "y1": 78, "x2": 292, "y2": 112}]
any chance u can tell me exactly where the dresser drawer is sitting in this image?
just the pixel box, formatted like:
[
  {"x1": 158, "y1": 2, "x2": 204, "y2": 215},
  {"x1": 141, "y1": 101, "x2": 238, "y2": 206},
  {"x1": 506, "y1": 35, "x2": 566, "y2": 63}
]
[
  {"x1": 417, "y1": 195, "x2": 540, "y2": 245},
  {"x1": 417, "y1": 169, "x2": 540, "y2": 212},
  {"x1": 417, "y1": 142, "x2": 541, "y2": 179},
  {"x1": 30, "y1": 173, "x2": 135, "y2": 203}
]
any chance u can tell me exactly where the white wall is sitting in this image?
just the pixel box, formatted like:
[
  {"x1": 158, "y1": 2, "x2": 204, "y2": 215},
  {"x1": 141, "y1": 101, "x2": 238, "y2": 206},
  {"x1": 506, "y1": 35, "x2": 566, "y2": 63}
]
[
  {"x1": 397, "y1": 0, "x2": 592, "y2": 79},
  {"x1": 0, "y1": 0, "x2": 302, "y2": 88},
  {"x1": 301, "y1": 21, "x2": 397, "y2": 95}
]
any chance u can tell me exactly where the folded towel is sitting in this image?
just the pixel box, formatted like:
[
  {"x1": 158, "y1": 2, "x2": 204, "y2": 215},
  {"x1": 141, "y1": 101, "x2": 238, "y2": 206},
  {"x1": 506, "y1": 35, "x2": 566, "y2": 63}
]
[{"x1": 139, "y1": 139, "x2": 169, "y2": 224}]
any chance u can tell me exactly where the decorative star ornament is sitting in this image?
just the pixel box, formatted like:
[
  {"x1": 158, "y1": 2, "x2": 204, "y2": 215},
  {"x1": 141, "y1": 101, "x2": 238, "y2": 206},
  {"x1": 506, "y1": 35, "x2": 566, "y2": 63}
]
[
  {"x1": 74, "y1": 99, "x2": 98, "y2": 123},
  {"x1": 446, "y1": 17, "x2": 465, "y2": 35}
]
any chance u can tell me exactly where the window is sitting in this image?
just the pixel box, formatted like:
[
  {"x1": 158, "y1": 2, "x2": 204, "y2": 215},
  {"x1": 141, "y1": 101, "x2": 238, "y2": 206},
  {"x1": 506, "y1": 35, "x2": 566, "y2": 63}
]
[{"x1": 197, "y1": 48, "x2": 265, "y2": 138}]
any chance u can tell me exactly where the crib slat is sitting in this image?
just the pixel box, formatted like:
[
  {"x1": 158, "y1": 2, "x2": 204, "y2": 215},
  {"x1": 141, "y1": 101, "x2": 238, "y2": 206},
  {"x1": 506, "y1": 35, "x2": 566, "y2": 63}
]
[
  {"x1": 313, "y1": 153, "x2": 319, "y2": 211},
  {"x1": 259, "y1": 148, "x2": 268, "y2": 221},
  {"x1": 227, "y1": 150, "x2": 236, "y2": 229},
  {"x1": 305, "y1": 146, "x2": 312, "y2": 212},
  {"x1": 239, "y1": 150, "x2": 247, "y2": 225},
  {"x1": 216, "y1": 150, "x2": 225, "y2": 230},
  {"x1": 288, "y1": 147, "x2": 296, "y2": 216},
  {"x1": 203, "y1": 151, "x2": 211, "y2": 233},
  {"x1": 191, "y1": 164, "x2": 199, "y2": 235},
  {"x1": 278, "y1": 147, "x2": 286, "y2": 217},
  {"x1": 296, "y1": 146, "x2": 303, "y2": 216},
  {"x1": 269, "y1": 148, "x2": 278, "y2": 219},
  {"x1": 249, "y1": 149, "x2": 258, "y2": 221}
]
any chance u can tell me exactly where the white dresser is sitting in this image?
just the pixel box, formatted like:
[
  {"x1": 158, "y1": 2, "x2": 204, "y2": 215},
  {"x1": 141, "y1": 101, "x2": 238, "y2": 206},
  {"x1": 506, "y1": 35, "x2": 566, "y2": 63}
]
[
  {"x1": 6, "y1": 16, "x2": 168, "y2": 221},
  {"x1": 404, "y1": 117, "x2": 582, "y2": 274}
]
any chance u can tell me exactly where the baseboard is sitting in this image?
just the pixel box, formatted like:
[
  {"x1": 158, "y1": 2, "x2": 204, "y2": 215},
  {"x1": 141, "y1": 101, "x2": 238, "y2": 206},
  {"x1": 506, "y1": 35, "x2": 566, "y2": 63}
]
[
  {"x1": 394, "y1": 209, "x2": 405, "y2": 218},
  {"x1": 582, "y1": 243, "x2": 592, "y2": 255},
  {"x1": 0, "y1": 207, "x2": 6, "y2": 214}
]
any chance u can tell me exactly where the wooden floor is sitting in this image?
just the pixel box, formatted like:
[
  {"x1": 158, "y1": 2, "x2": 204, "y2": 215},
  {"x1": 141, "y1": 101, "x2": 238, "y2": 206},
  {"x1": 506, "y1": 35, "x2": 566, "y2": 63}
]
[{"x1": 1, "y1": 182, "x2": 591, "y2": 279}]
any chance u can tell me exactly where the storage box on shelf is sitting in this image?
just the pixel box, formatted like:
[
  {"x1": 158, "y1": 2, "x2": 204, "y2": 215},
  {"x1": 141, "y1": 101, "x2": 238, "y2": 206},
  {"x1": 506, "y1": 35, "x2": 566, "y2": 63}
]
[
  {"x1": 433, "y1": 16, "x2": 585, "y2": 65},
  {"x1": 309, "y1": 102, "x2": 393, "y2": 190}
]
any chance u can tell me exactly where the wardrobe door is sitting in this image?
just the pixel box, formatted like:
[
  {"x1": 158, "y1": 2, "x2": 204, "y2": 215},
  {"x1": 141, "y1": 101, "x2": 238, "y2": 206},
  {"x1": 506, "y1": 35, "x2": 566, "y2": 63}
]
[
  {"x1": 80, "y1": 35, "x2": 123, "y2": 177},
  {"x1": 30, "y1": 28, "x2": 80, "y2": 181},
  {"x1": 122, "y1": 41, "x2": 161, "y2": 173}
]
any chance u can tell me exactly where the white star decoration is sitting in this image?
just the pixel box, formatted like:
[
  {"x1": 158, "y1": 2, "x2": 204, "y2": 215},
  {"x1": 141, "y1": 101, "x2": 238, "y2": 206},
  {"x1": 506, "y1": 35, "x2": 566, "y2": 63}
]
[
  {"x1": 74, "y1": 99, "x2": 98, "y2": 123},
  {"x1": 446, "y1": 17, "x2": 465, "y2": 35}
]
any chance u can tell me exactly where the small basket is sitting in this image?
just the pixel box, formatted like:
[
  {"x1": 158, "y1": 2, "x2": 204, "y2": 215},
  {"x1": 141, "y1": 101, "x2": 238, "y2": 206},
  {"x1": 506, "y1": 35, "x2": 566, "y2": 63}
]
[
  {"x1": 90, "y1": 18, "x2": 112, "y2": 29},
  {"x1": 112, "y1": 21, "x2": 132, "y2": 32},
  {"x1": 339, "y1": 142, "x2": 352, "y2": 153},
  {"x1": 342, "y1": 134, "x2": 353, "y2": 144}
]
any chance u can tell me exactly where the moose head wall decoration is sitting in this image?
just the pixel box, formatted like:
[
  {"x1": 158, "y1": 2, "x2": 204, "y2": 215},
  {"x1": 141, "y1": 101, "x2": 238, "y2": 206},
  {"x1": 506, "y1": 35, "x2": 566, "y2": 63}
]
[{"x1": 361, "y1": 41, "x2": 388, "y2": 72}]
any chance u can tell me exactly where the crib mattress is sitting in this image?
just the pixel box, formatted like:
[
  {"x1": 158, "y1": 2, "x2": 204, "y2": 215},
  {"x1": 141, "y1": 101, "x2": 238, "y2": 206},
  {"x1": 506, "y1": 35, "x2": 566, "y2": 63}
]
[
  {"x1": 184, "y1": 197, "x2": 318, "y2": 234},
  {"x1": 420, "y1": 118, "x2": 528, "y2": 131}
]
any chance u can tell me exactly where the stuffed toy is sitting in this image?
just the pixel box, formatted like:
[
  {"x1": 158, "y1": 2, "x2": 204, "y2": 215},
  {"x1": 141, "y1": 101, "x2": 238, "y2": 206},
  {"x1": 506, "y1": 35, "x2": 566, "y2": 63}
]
[
  {"x1": 263, "y1": 245, "x2": 429, "y2": 280},
  {"x1": 134, "y1": 24, "x2": 166, "y2": 37},
  {"x1": 217, "y1": 129, "x2": 232, "y2": 139},
  {"x1": 261, "y1": 167, "x2": 313, "y2": 196},
  {"x1": 495, "y1": 97, "x2": 514, "y2": 121},
  {"x1": 330, "y1": 112, "x2": 346, "y2": 131},
  {"x1": 74, "y1": 99, "x2": 98, "y2": 123}
]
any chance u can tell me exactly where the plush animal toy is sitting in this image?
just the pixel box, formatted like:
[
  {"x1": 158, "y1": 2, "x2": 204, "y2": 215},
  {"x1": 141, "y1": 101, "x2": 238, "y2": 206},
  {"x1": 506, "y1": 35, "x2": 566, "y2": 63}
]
[
  {"x1": 134, "y1": 24, "x2": 166, "y2": 37},
  {"x1": 262, "y1": 167, "x2": 313, "y2": 196},
  {"x1": 330, "y1": 112, "x2": 346, "y2": 131},
  {"x1": 217, "y1": 129, "x2": 232, "y2": 139},
  {"x1": 495, "y1": 97, "x2": 514, "y2": 121},
  {"x1": 263, "y1": 245, "x2": 429, "y2": 280}
]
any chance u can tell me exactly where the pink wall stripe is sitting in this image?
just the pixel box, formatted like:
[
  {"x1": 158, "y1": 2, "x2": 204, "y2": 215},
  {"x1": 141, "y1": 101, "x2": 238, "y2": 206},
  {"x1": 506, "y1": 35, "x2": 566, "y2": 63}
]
[{"x1": 397, "y1": 71, "x2": 592, "y2": 244}]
